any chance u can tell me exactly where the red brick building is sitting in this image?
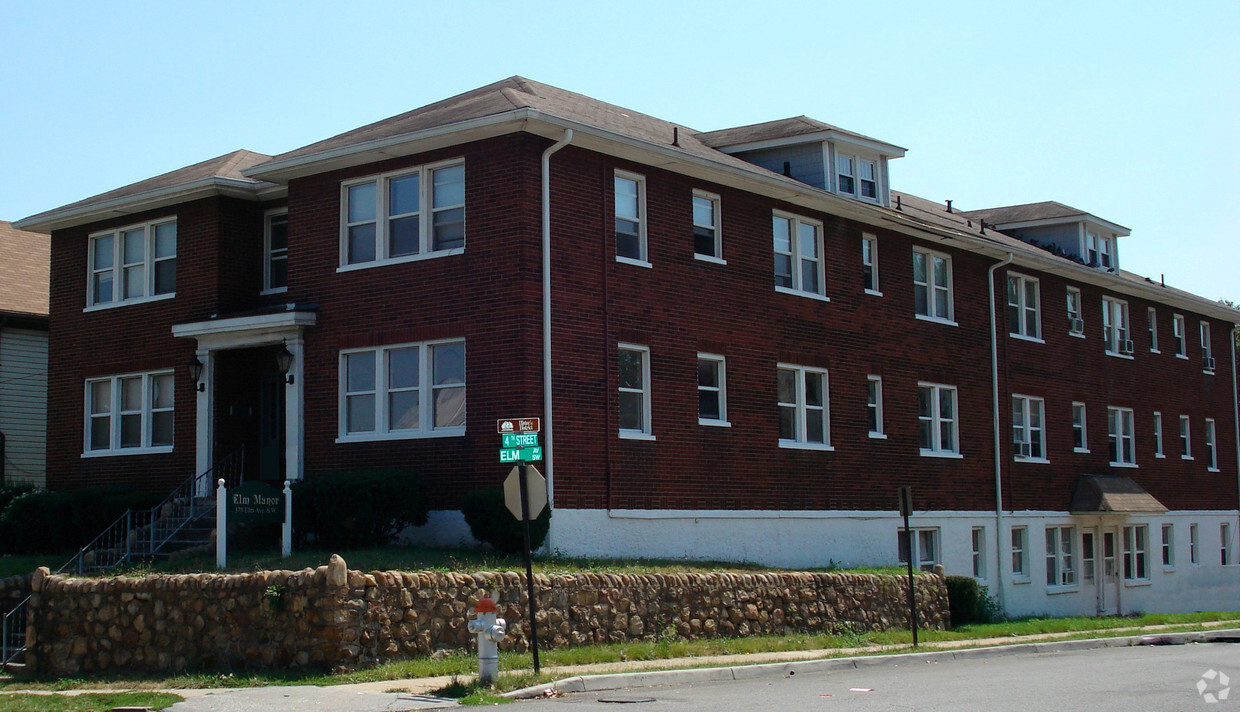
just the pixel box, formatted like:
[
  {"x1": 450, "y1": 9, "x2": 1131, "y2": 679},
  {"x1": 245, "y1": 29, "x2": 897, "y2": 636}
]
[{"x1": 17, "y1": 78, "x2": 1239, "y2": 616}]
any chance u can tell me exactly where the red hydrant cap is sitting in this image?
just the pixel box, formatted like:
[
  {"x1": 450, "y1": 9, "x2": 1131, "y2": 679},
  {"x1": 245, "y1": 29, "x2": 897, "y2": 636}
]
[{"x1": 475, "y1": 596, "x2": 498, "y2": 613}]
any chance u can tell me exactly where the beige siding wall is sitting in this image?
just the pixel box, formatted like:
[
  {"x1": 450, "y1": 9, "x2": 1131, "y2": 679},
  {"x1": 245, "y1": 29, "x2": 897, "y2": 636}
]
[{"x1": 0, "y1": 327, "x2": 48, "y2": 486}]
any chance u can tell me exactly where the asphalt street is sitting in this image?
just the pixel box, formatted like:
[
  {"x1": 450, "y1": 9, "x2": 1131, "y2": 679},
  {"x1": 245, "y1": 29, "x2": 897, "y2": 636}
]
[{"x1": 514, "y1": 643, "x2": 1239, "y2": 711}]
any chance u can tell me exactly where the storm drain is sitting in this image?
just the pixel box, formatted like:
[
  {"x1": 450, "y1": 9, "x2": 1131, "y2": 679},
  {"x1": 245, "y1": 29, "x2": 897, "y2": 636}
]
[{"x1": 597, "y1": 696, "x2": 657, "y2": 703}]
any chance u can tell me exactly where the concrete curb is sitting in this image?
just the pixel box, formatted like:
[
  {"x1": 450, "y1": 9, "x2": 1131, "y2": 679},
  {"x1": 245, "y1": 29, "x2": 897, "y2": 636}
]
[{"x1": 505, "y1": 628, "x2": 1240, "y2": 699}]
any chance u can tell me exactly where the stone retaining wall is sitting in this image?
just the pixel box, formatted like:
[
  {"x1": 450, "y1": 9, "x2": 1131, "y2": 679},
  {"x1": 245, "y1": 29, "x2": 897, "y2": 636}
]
[{"x1": 25, "y1": 556, "x2": 948, "y2": 675}]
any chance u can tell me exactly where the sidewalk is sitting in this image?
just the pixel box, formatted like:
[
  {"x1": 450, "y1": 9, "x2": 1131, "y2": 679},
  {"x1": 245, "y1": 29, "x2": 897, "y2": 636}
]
[{"x1": 3, "y1": 621, "x2": 1237, "y2": 711}]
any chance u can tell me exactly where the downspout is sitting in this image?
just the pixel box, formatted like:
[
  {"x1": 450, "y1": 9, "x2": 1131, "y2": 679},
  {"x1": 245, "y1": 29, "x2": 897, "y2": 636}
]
[
  {"x1": 1232, "y1": 325, "x2": 1239, "y2": 529},
  {"x1": 541, "y1": 129, "x2": 572, "y2": 552},
  {"x1": 988, "y1": 252, "x2": 1014, "y2": 612}
]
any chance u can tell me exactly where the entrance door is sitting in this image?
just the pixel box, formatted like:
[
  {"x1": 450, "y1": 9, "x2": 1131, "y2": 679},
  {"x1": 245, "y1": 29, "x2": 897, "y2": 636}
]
[
  {"x1": 1099, "y1": 529, "x2": 1119, "y2": 615},
  {"x1": 258, "y1": 373, "x2": 286, "y2": 482}
]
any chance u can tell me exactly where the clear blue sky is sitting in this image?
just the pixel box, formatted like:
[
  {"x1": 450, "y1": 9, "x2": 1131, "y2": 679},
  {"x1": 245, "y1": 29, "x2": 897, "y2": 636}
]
[{"x1": 4, "y1": 0, "x2": 1237, "y2": 302}]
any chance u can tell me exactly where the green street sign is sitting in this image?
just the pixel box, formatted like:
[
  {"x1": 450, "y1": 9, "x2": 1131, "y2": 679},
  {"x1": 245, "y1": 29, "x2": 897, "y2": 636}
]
[
  {"x1": 500, "y1": 446, "x2": 543, "y2": 463},
  {"x1": 502, "y1": 432, "x2": 540, "y2": 448}
]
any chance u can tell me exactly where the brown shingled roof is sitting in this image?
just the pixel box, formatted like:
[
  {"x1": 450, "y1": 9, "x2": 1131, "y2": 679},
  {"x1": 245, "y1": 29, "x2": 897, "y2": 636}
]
[
  {"x1": 697, "y1": 115, "x2": 903, "y2": 152},
  {"x1": 0, "y1": 221, "x2": 50, "y2": 317},
  {"x1": 962, "y1": 201, "x2": 1128, "y2": 232}
]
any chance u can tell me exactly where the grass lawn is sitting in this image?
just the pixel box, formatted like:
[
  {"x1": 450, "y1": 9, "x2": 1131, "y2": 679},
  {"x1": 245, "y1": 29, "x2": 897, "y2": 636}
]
[{"x1": 0, "y1": 692, "x2": 183, "y2": 711}]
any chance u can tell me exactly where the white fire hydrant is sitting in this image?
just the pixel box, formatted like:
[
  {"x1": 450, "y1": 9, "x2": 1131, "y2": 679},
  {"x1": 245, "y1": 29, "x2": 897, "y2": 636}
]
[{"x1": 467, "y1": 595, "x2": 506, "y2": 684}]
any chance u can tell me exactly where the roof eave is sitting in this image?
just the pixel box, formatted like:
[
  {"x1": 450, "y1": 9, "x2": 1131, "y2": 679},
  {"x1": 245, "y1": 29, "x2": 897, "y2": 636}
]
[
  {"x1": 14, "y1": 176, "x2": 276, "y2": 234},
  {"x1": 713, "y1": 131, "x2": 907, "y2": 158},
  {"x1": 991, "y1": 214, "x2": 1131, "y2": 237}
]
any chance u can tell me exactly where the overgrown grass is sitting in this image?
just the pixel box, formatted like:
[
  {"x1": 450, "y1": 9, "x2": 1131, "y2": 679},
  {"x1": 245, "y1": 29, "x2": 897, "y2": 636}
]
[
  {"x1": 3, "y1": 611, "x2": 1235, "y2": 693},
  {"x1": 0, "y1": 691, "x2": 182, "y2": 711},
  {"x1": 0, "y1": 545, "x2": 920, "y2": 579}
]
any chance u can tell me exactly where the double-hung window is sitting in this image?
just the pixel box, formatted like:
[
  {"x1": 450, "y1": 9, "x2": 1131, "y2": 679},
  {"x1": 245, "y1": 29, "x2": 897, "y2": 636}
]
[
  {"x1": 1147, "y1": 307, "x2": 1158, "y2": 352},
  {"x1": 1066, "y1": 287, "x2": 1084, "y2": 336},
  {"x1": 1045, "y1": 525, "x2": 1077, "y2": 587},
  {"x1": 866, "y1": 375, "x2": 885, "y2": 438},
  {"x1": 697, "y1": 354, "x2": 728, "y2": 426},
  {"x1": 773, "y1": 212, "x2": 825, "y2": 298},
  {"x1": 1153, "y1": 411, "x2": 1164, "y2": 457},
  {"x1": 898, "y1": 528, "x2": 939, "y2": 572},
  {"x1": 1012, "y1": 395, "x2": 1046, "y2": 461},
  {"x1": 1205, "y1": 418, "x2": 1218, "y2": 470},
  {"x1": 972, "y1": 527, "x2": 987, "y2": 579},
  {"x1": 342, "y1": 160, "x2": 465, "y2": 267},
  {"x1": 1123, "y1": 524, "x2": 1149, "y2": 582},
  {"x1": 1173, "y1": 314, "x2": 1187, "y2": 357},
  {"x1": 88, "y1": 218, "x2": 177, "y2": 307},
  {"x1": 1108, "y1": 406, "x2": 1136, "y2": 465},
  {"x1": 1102, "y1": 296, "x2": 1131, "y2": 355},
  {"x1": 1201, "y1": 321, "x2": 1215, "y2": 372},
  {"x1": 862, "y1": 234, "x2": 880, "y2": 294},
  {"x1": 836, "y1": 155, "x2": 855, "y2": 195},
  {"x1": 918, "y1": 383, "x2": 959, "y2": 456},
  {"x1": 1223, "y1": 523, "x2": 1234, "y2": 565},
  {"x1": 692, "y1": 190, "x2": 722, "y2": 262},
  {"x1": 264, "y1": 210, "x2": 289, "y2": 293},
  {"x1": 778, "y1": 364, "x2": 830, "y2": 448},
  {"x1": 1086, "y1": 231, "x2": 1114, "y2": 270},
  {"x1": 857, "y1": 160, "x2": 878, "y2": 200},
  {"x1": 836, "y1": 154, "x2": 878, "y2": 201},
  {"x1": 1161, "y1": 524, "x2": 1174, "y2": 569},
  {"x1": 1190, "y1": 523, "x2": 1200, "y2": 565},
  {"x1": 340, "y1": 340, "x2": 465, "y2": 440},
  {"x1": 615, "y1": 171, "x2": 647, "y2": 264},
  {"x1": 1006, "y1": 273, "x2": 1041, "y2": 340},
  {"x1": 1011, "y1": 526, "x2": 1028, "y2": 579},
  {"x1": 913, "y1": 248, "x2": 953, "y2": 323},
  {"x1": 1072, "y1": 402, "x2": 1088, "y2": 452},
  {"x1": 618, "y1": 345, "x2": 652, "y2": 438},
  {"x1": 1179, "y1": 415, "x2": 1192, "y2": 459},
  {"x1": 85, "y1": 371, "x2": 174, "y2": 454}
]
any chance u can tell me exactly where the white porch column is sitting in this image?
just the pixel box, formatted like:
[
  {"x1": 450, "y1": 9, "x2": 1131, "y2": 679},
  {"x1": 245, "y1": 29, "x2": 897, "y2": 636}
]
[
  {"x1": 284, "y1": 336, "x2": 305, "y2": 482},
  {"x1": 195, "y1": 348, "x2": 215, "y2": 497}
]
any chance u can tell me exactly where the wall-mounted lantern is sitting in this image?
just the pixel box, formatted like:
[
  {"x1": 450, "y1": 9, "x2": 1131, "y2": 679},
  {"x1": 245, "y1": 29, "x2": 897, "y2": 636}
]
[
  {"x1": 276, "y1": 345, "x2": 295, "y2": 385},
  {"x1": 188, "y1": 355, "x2": 206, "y2": 392}
]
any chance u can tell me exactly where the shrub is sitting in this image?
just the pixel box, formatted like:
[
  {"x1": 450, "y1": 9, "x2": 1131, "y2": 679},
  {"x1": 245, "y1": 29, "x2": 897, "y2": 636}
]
[
  {"x1": 0, "y1": 485, "x2": 162, "y2": 555},
  {"x1": 292, "y1": 469, "x2": 428, "y2": 549},
  {"x1": 461, "y1": 487, "x2": 550, "y2": 555},
  {"x1": 944, "y1": 575, "x2": 1000, "y2": 626}
]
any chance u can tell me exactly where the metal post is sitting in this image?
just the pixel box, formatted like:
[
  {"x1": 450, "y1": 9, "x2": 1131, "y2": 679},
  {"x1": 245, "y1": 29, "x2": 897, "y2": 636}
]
[
  {"x1": 282, "y1": 480, "x2": 292, "y2": 558},
  {"x1": 216, "y1": 478, "x2": 227, "y2": 570},
  {"x1": 518, "y1": 459, "x2": 541, "y2": 674},
  {"x1": 903, "y1": 507, "x2": 918, "y2": 647}
]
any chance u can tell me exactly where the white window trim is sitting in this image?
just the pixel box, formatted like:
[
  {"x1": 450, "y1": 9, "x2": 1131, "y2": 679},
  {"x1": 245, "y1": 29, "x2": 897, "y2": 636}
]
[
  {"x1": 1189, "y1": 523, "x2": 1200, "y2": 566},
  {"x1": 1122, "y1": 524, "x2": 1151, "y2": 585},
  {"x1": 1102, "y1": 296, "x2": 1132, "y2": 358},
  {"x1": 697, "y1": 353, "x2": 729, "y2": 427},
  {"x1": 1011, "y1": 525, "x2": 1030, "y2": 582},
  {"x1": 1006, "y1": 272, "x2": 1043, "y2": 342},
  {"x1": 1200, "y1": 321, "x2": 1214, "y2": 374},
  {"x1": 1205, "y1": 418, "x2": 1219, "y2": 471},
  {"x1": 1072, "y1": 401, "x2": 1089, "y2": 453},
  {"x1": 1045, "y1": 525, "x2": 1079, "y2": 590},
  {"x1": 692, "y1": 189, "x2": 725, "y2": 265},
  {"x1": 1173, "y1": 313, "x2": 1188, "y2": 358},
  {"x1": 867, "y1": 375, "x2": 886, "y2": 438},
  {"x1": 82, "y1": 370, "x2": 175, "y2": 457},
  {"x1": 1108, "y1": 406, "x2": 1137, "y2": 467},
  {"x1": 772, "y1": 210, "x2": 827, "y2": 300},
  {"x1": 778, "y1": 363, "x2": 833, "y2": 450},
  {"x1": 85, "y1": 217, "x2": 178, "y2": 310},
  {"x1": 918, "y1": 382, "x2": 959, "y2": 456},
  {"x1": 1179, "y1": 415, "x2": 1193, "y2": 460},
  {"x1": 898, "y1": 528, "x2": 941, "y2": 572},
  {"x1": 1066, "y1": 287, "x2": 1085, "y2": 338},
  {"x1": 913, "y1": 247, "x2": 955, "y2": 325},
  {"x1": 336, "y1": 339, "x2": 466, "y2": 443},
  {"x1": 1012, "y1": 394, "x2": 1048, "y2": 463},
  {"x1": 337, "y1": 159, "x2": 466, "y2": 272},
  {"x1": 972, "y1": 526, "x2": 988, "y2": 581},
  {"x1": 1223, "y1": 523, "x2": 1234, "y2": 566},
  {"x1": 862, "y1": 233, "x2": 881, "y2": 296},
  {"x1": 262, "y1": 208, "x2": 289, "y2": 295},
  {"x1": 1147, "y1": 307, "x2": 1159, "y2": 353},
  {"x1": 614, "y1": 170, "x2": 649, "y2": 266},
  {"x1": 618, "y1": 343, "x2": 653, "y2": 439},
  {"x1": 1153, "y1": 411, "x2": 1165, "y2": 458},
  {"x1": 1161, "y1": 523, "x2": 1175, "y2": 571}
]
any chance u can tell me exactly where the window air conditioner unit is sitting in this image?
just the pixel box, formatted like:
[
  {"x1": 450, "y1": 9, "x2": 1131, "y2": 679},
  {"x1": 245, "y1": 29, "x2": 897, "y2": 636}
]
[
  {"x1": 1206, "y1": 356, "x2": 1217, "y2": 371},
  {"x1": 1069, "y1": 318, "x2": 1084, "y2": 333},
  {"x1": 1016, "y1": 442, "x2": 1031, "y2": 458},
  {"x1": 1120, "y1": 340, "x2": 1134, "y2": 354}
]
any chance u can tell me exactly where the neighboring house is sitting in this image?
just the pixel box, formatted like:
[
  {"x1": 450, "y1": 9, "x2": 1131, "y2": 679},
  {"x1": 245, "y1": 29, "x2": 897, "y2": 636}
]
[
  {"x1": 15, "y1": 77, "x2": 1239, "y2": 617},
  {"x1": 0, "y1": 221, "x2": 49, "y2": 488}
]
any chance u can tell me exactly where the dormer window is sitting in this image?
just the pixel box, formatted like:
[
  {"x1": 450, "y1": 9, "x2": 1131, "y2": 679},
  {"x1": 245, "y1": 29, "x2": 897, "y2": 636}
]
[
  {"x1": 837, "y1": 156, "x2": 855, "y2": 194},
  {"x1": 1086, "y1": 231, "x2": 1114, "y2": 270},
  {"x1": 836, "y1": 153, "x2": 880, "y2": 203}
]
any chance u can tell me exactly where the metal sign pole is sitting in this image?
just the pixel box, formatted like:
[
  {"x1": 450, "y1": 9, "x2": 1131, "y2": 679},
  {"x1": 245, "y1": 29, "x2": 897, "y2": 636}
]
[
  {"x1": 899, "y1": 486, "x2": 918, "y2": 647},
  {"x1": 518, "y1": 459, "x2": 541, "y2": 674}
]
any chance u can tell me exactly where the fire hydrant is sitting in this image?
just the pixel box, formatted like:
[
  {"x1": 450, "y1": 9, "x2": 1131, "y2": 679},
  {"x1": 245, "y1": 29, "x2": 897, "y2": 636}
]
[{"x1": 467, "y1": 595, "x2": 506, "y2": 683}]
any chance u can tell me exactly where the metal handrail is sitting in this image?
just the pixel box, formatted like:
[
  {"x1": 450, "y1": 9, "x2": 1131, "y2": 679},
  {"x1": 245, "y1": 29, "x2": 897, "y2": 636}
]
[{"x1": 1, "y1": 445, "x2": 246, "y2": 665}]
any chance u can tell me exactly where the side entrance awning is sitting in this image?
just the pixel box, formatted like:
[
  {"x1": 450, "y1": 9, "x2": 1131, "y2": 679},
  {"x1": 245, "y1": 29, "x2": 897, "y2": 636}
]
[{"x1": 1069, "y1": 474, "x2": 1168, "y2": 514}]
